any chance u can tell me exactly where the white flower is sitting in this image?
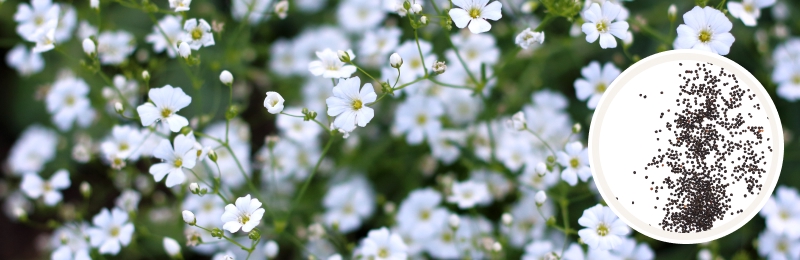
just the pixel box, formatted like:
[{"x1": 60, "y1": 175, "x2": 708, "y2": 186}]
[
  {"x1": 522, "y1": 241, "x2": 555, "y2": 260},
  {"x1": 397, "y1": 188, "x2": 448, "y2": 241},
  {"x1": 668, "y1": 4, "x2": 677, "y2": 19},
  {"x1": 182, "y1": 18, "x2": 215, "y2": 50},
  {"x1": 673, "y1": 6, "x2": 735, "y2": 55},
  {"x1": 448, "y1": 214, "x2": 460, "y2": 229},
  {"x1": 6, "y1": 44, "x2": 44, "y2": 76},
  {"x1": 515, "y1": 28, "x2": 545, "y2": 49},
  {"x1": 309, "y1": 48, "x2": 357, "y2": 78},
  {"x1": 163, "y1": 237, "x2": 181, "y2": 257},
  {"x1": 360, "y1": 227, "x2": 408, "y2": 260},
  {"x1": 91, "y1": 0, "x2": 99, "y2": 8},
  {"x1": 169, "y1": 0, "x2": 191, "y2": 12},
  {"x1": 534, "y1": 191, "x2": 547, "y2": 205},
  {"x1": 390, "y1": 53, "x2": 403, "y2": 68},
  {"x1": 429, "y1": 130, "x2": 466, "y2": 165},
  {"x1": 448, "y1": 0, "x2": 503, "y2": 34},
  {"x1": 146, "y1": 15, "x2": 183, "y2": 58},
  {"x1": 447, "y1": 181, "x2": 491, "y2": 209},
  {"x1": 358, "y1": 27, "x2": 401, "y2": 66},
  {"x1": 46, "y1": 77, "x2": 95, "y2": 131},
  {"x1": 757, "y1": 230, "x2": 800, "y2": 260},
  {"x1": 220, "y1": 70, "x2": 233, "y2": 85},
  {"x1": 264, "y1": 91, "x2": 285, "y2": 114},
  {"x1": 265, "y1": 240, "x2": 279, "y2": 258},
  {"x1": 760, "y1": 186, "x2": 800, "y2": 239},
  {"x1": 275, "y1": 1, "x2": 289, "y2": 19},
  {"x1": 728, "y1": 0, "x2": 775, "y2": 26},
  {"x1": 182, "y1": 210, "x2": 196, "y2": 225},
  {"x1": 394, "y1": 96, "x2": 444, "y2": 145},
  {"x1": 337, "y1": 0, "x2": 385, "y2": 32},
  {"x1": 20, "y1": 170, "x2": 70, "y2": 206},
  {"x1": 581, "y1": 1, "x2": 629, "y2": 49},
  {"x1": 508, "y1": 111, "x2": 527, "y2": 130},
  {"x1": 82, "y1": 38, "x2": 96, "y2": 56},
  {"x1": 774, "y1": 62, "x2": 800, "y2": 101},
  {"x1": 179, "y1": 42, "x2": 191, "y2": 58},
  {"x1": 30, "y1": 20, "x2": 57, "y2": 53},
  {"x1": 221, "y1": 194, "x2": 265, "y2": 233},
  {"x1": 136, "y1": 85, "x2": 192, "y2": 132},
  {"x1": 574, "y1": 61, "x2": 620, "y2": 109},
  {"x1": 556, "y1": 142, "x2": 591, "y2": 186},
  {"x1": 323, "y1": 178, "x2": 375, "y2": 233},
  {"x1": 326, "y1": 77, "x2": 376, "y2": 132},
  {"x1": 87, "y1": 208, "x2": 135, "y2": 255},
  {"x1": 577, "y1": 204, "x2": 630, "y2": 251},
  {"x1": 100, "y1": 125, "x2": 145, "y2": 163},
  {"x1": 50, "y1": 223, "x2": 91, "y2": 260},
  {"x1": 97, "y1": 31, "x2": 135, "y2": 65},
  {"x1": 7, "y1": 125, "x2": 58, "y2": 175},
  {"x1": 13, "y1": 0, "x2": 60, "y2": 41},
  {"x1": 609, "y1": 237, "x2": 654, "y2": 260},
  {"x1": 148, "y1": 133, "x2": 198, "y2": 187},
  {"x1": 114, "y1": 189, "x2": 141, "y2": 212}
]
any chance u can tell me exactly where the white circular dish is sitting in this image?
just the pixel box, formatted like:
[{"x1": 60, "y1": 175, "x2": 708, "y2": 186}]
[{"x1": 588, "y1": 50, "x2": 784, "y2": 244}]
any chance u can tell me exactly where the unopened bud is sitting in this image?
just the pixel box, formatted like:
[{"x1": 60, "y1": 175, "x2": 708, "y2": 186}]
[
  {"x1": 82, "y1": 38, "x2": 96, "y2": 56},
  {"x1": 492, "y1": 242, "x2": 502, "y2": 252},
  {"x1": 448, "y1": 214, "x2": 460, "y2": 229},
  {"x1": 274, "y1": 0, "x2": 289, "y2": 19},
  {"x1": 211, "y1": 228, "x2": 223, "y2": 238},
  {"x1": 182, "y1": 210, "x2": 196, "y2": 225},
  {"x1": 411, "y1": 3, "x2": 422, "y2": 14},
  {"x1": 420, "y1": 15, "x2": 428, "y2": 25},
  {"x1": 337, "y1": 50, "x2": 351, "y2": 63},
  {"x1": 668, "y1": 4, "x2": 677, "y2": 22},
  {"x1": 80, "y1": 182, "x2": 91, "y2": 198},
  {"x1": 208, "y1": 149, "x2": 218, "y2": 162},
  {"x1": 389, "y1": 53, "x2": 403, "y2": 69},
  {"x1": 432, "y1": 61, "x2": 447, "y2": 75},
  {"x1": 189, "y1": 183, "x2": 200, "y2": 194},
  {"x1": 142, "y1": 70, "x2": 150, "y2": 81},
  {"x1": 179, "y1": 42, "x2": 191, "y2": 58},
  {"x1": 220, "y1": 70, "x2": 233, "y2": 86},
  {"x1": 114, "y1": 102, "x2": 124, "y2": 114},
  {"x1": 248, "y1": 229, "x2": 261, "y2": 241},
  {"x1": 535, "y1": 191, "x2": 547, "y2": 206},
  {"x1": 572, "y1": 123, "x2": 581, "y2": 133},
  {"x1": 501, "y1": 213, "x2": 513, "y2": 226}
]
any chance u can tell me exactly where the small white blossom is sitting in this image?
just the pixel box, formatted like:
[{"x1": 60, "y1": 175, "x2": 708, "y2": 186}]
[
  {"x1": 577, "y1": 204, "x2": 630, "y2": 251},
  {"x1": 728, "y1": 0, "x2": 775, "y2": 26},
  {"x1": 87, "y1": 208, "x2": 135, "y2": 255},
  {"x1": 148, "y1": 133, "x2": 198, "y2": 187},
  {"x1": 534, "y1": 191, "x2": 547, "y2": 205},
  {"x1": 82, "y1": 38, "x2": 96, "y2": 56},
  {"x1": 163, "y1": 237, "x2": 181, "y2": 257},
  {"x1": 182, "y1": 18, "x2": 215, "y2": 50},
  {"x1": 97, "y1": 31, "x2": 135, "y2": 65},
  {"x1": 264, "y1": 91, "x2": 285, "y2": 114},
  {"x1": 581, "y1": 1, "x2": 630, "y2": 49},
  {"x1": 447, "y1": 181, "x2": 491, "y2": 209},
  {"x1": 46, "y1": 77, "x2": 95, "y2": 131},
  {"x1": 182, "y1": 210, "x2": 196, "y2": 225},
  {"x1": 265, "y1": 240, "x2": 279, "y2": 258},
  {"x1": 448, "y1": 214, "x2": 460, "y2": 229},
  {"x1": 178, "y1": 42, "x2": 191, "y2": 58},
  {"x1": 20, "y1": 170, "x2": 70, "y2": 206},
  {"x1": 275, "y1": 1, "x2": 289, "y2": 19},
  {"x1": 574, "y1": 61, "x2": 620, "y2": 109},
  {"x1": 508, "y1": 111, "x2": 527, "y2": 130},
  {"x1": 136, "y1": 85, "x2": 192, "y2": 132},
  {"x1": 169, "y1": 0, "x2": 191, "y2": 12},
  {"x1": 221, "y1": 194, "x2": 265, "y2": 233},
  {"x1": 360, "y1": 227, "x2": 408, "y2": 259},
  {"x1": 674, "y1": 6, "x2": 735, "y2": 55},
  {"x1": 557, "y1": 142, "x2": 591, "y2": 186},
  {"x1": 326, "y1": 77, "x2": 376, "y2": 132},
  {"x1": 219, "y1": 70, "x2": 233, "y2": 85},
  {"x1": 309, "y1": 48, "x2": 357, "y2": 78},
  {"x1": 515, "y1": 28, "x2": 545, "y2": 49},
  {"x1": 449, "y1": 0, "x2": 503, "y2": 34}
]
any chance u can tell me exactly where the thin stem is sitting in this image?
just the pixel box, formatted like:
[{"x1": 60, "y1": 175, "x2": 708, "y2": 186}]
[
  {"x1": 287, "y1": 136, "x2": 334, "y2": 217},
  {"x1": 559, "y1": 199, "x2": 571, "y2": 255},
  {"x1": 410, "y1": 19, "x2": 429, "y2": 77},
  {"x1": 352, "y1": 63, "x2": 380, "y2": 84},
  {"x1": 445, "y1": 33, "x2": 481, "y2": 86},
  {"x1": 525, "y1": 128, "x2": 558, "y2": 158}
]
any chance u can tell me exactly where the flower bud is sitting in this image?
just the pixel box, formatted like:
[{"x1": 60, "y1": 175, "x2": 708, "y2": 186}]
[
  {"x1": 248, "y1": 229, "x2": 261, "y2": 240},
  {"x1": 211, "y1": 228, "x2": 223, "y2": 238},
  {"x1": 264, "y1": 91, "x2": 285, "y2": 114},
  {"x1": 275, "y1": 0, "x2": 289, "y2": 19},
  {"x1": 90, "y1": 0, "x2": 99, "y2": 9},
  {"x1": 509, "y1": 111, "x2": 526, "y2": 130},
  {"x1": 114, "y1": 102, "x2": 124, "y2": 114},
  {"x1": 572, "y1": 123, "x2": 581, "y2": 133},
  {"x1": 535, "y1": 162, "x2": 548, "y2": 176},
  {"x1": 182, "y1": 210, "x2": 196, "y2": 225},
  {"x1": 411, "y1": 3, "x2": 422, "y2": 14},
  {"x1": 420, "y1": 15, "x2": 428, "y2": 25},
  {"x1": 179, "y1": 42, "x2": 191, "y2": 58},
  {"x1": 403, "y1": 0, "x2": 411, "y2": 10},
  {"x1": 208, "y1": 149, "x2": 218, "y2": 162},
  {"x1": 668, "y1": 4, "x2": 677, "y2": 22},
  {"x1": 383, "y1": 201, "x2": 396, "y2": 214},
  {"x1": 432, "y1": 61, "x2": 447, "y2": 75},
  {"x1": 82, "y1": 38, "x2": 96, "y2": 56},
  {"x1": 142, "y1": 70, "x2": 150, "y2": 81},
  {"x1": 265, "y1": 240, "x2": 279, "y2": 258},
  {"x1": 189, "y1": 183, "x2": 200, "y2": 194},
  {"x1": 337, "y1": 50, "x2": 350, "y2": 62},
  {"x1": 389, "y1": 53, "x2": 403, "y2": 69},
  {"x1": 492, "y1": 242, "x2": 502, "y2": 252},
  {"x1": 163, "y1": 237, "x2": 181, "y2": 258},
  {"x1": 220, "y1": 70, "x2": 233, "y2": 86},
  {"x1": 501, "y1": 213, "x2": 513, "y2": 226},
  {"x1": 535, "y1": 190, "x2": 547, "y2": 206},
  {"x1": 448, "y1": 214, "x2": 460, "y2": 229},
  {"x1": 80, "y1": 182, "x2": 91, "y2": 198}
]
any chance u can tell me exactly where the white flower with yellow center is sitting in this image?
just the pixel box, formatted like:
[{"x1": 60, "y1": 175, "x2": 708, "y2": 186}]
[
  {"x1": 20, "y1": 170, "x2": 70, "y2": 206},
  {"x1": 136, "y1": 85, "x2": 192, "y2": 132},
  {"x1": 447, "y1": 180, "x2": 491, "y2": 209},
  {"x1": 326, "y1": 77, "x2": 376, "y2": 132},
  {"x1": 556, "y1": 141, "x2": 591, "y2": 186},
  {"x1": 448, "y1": 0, "x2": 503, "y2": 34},
  {"x1": 309, "y1": 48, "x2": 357, "y2": 78},
  {"x1": 87, "y1": 207, "x2": 135, "y2": 255},
  {"x1": 148, "y1": 133, "x2": 198, "y2": 187},
  {"x1": 181, "y1": 18, "x2": 214, "y2": 50},
  {"x1": 581, "y1": 1, "x2": 629, "y2": 49},
  {"x1": 574, "y1": 61, "x2": 620, "y2": 109},
  {"x1": 673, "y1": 6, "x2": 735, "y2": 55},
  {"x1": 577, "y1": 204, "x2": 629, "y2": 251},
  {"x1": 221, "y1": 194, "x2": 265, "y2": 233},
  {"x1": 45, "y1": 76, "x2": 95, "y2": 131},
  {"x1": 728, "y1": 0, "x2": 775, "y2": 26},
  {"x1": 360, "y1": 227, "x2": 408, "y2": 260},
  {"x1": 169, "y1": 0, "x2": 192, "y2": 12}
]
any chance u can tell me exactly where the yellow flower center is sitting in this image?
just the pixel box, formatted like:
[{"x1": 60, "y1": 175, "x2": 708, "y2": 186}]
[
  {"x1": 410, "y1": 59, "x2": 421, "y2": 68},
  {"x1": 110, "y1": 226, "x2": 120, "y2": 237},
  {"x1": 596, "y1": 83, "x2": 607, "y2": 93},
  {"x1": 777, "y1": 241, "x2": 788, "y2": 252},
  {"x1": 35, "y1": 16, "x2": 44, "y2": 26},
  {"x1": 343, "y1": 203, "x2": 355, "y2": 214},
  {"x1": 596, "y1": 20, "x2": 609, "y2": 33},
  {"x1": 43, "y1": 182, "x2": 53, "y2": 192},
  {"x1": 469, "y1": 8, "x2": 481, "y2": 18},
  {"x1": 191, "y1": 28, "x2": 203, "y2": 40},
  {"x1": 352, "y1": 99, "x2": 363, "y2": 110},
  {"x1": 698, "y1": 29, "x2": 712, "y2": 43},
  {"x1": 441, "y1": 232, "x2": 453, "y2": 242},
  {"x1": 792, "y1": 74, "x2": 800, "y2": 85},
  {"x1": 119, "y1": 142, "x2": 130, "y2": 151},
  {"x1": 419, "y1": 210, "x2": 431, "y2": 220},
  {"x1": 161, "y1": 108, "x2": 173, "y2": 118},
  {"x1": 416, "y1": 114, "x2": 427, "y2": 125},
  {"x1": 570, "y1": 158, "x2": 580, "y2": 168},
  {"x1": 174, "y1": 158, "x2": 183, "y2": 168},
  {"x1": 780, "y1": 211, "x2": 790, "y2": 220},
  {"x1": 239, "y1": 214, "x2": 250, "y2": 224},
  {"x1": 65, "y1": 96, "x2": 76, "y2": 106},
  {"x1": 744, "y1": 3, "x2": 755, "y2": 13},
  {"x1": 596, "y1": 223, "x2": 609, "y2": 236},
  {"x1": 378, "y1": 248, "x2": 390, "y2": 258}
]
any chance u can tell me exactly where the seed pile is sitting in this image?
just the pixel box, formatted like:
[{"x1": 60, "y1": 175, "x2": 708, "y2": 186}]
[{"x1": 639, "y1": 62, "x2": 770, "y2": 233}]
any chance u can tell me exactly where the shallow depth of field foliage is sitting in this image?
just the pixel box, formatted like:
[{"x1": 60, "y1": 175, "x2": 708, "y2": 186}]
[{"x1": 2, "y1": 0, "x2": 800, "y2": 259}]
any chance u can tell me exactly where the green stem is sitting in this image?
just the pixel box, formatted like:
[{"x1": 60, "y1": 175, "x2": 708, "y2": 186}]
[
  {"x1": 525, "y1": 128, "x2": 558, "y2": 158},
  {"x1": 287, "y1": 136, "x2": 335, "y2": 217},
  {"x1": 445, "y1": 33, "x2": 481, "y2": 87}
]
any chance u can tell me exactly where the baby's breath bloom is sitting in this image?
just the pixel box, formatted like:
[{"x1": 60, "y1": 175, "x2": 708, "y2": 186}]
[
  {"x1": 220, "y1": 70, "x2": 233, "y2": 85},
  {"x1": 136, "y1": 85, "x2": 192, "y2": 132},
  {"x1": 728, "y1": 0, "x2": 775, "y2": 26},
  {"x1": 309, "y1": 48, "x2": 357, "y2": 78},
  {"x1": 390, "y1": 53, "x2": 403, "y2": 68},
  {"x1": 182, "y1": 18, "x2": 215, "y2": 50},
  {"x1": 87, "y1": 208, "x2": 135, "y2": 255},
  {"x1": 82, "y1": 38, "x2": 96, "y2": 56},
  {"x1": 221, "y1": 194, "x2": 265, "y2": 233},
  {"x1": 20, "y1": 170, "x2": 70, "y2": 206},
  {"x1": 577, "y1": 204, "x2": 630, "y2": 251},
  {"x1": 148, "y1": 133, "x2": 198, "y2": 187},
  {"x1": 264, "y1": 91, "x2": 285, "y2": 114},
  {"x1": 581, "y1": 1, "x2": 629, "y2": 49},
  {"x1": 360, "y1": 227, "x2": 408, "y2": 259},
  {"x1": 556, "y1": 141, "x2": 591, "y2": 186},
  {"x1": 169, "y1": 0, "x2": 191, "y2": 12},
  {"x1": 447, "y1": 181, "x2": 491, "y2": 209},
  {"x1": 449, "y1": 0, "x2": 503, "y2": 34},
  {"x1": 182, "y1": 210, "x2": 196, "y2": 225},
  {"x1": 515, "y1": 28, "x2": 545, "y2": 49},
  {"x1": 673, "y1": 6, "x2": 735, "y2": 55},
  {"x1": 163, "y1": 237, "x2": 181, "y2": 257},
  {"x1": 275, "y1": 1, "x2": 289, "y2": 19},
  {"x1": 326, "y1": 77, "x2": 376, "y2": 132}
]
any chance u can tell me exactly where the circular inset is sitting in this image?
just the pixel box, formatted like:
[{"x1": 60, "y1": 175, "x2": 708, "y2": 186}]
[{"x1": 588, "y1": 50, "x2": 784, "y2": 244}]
